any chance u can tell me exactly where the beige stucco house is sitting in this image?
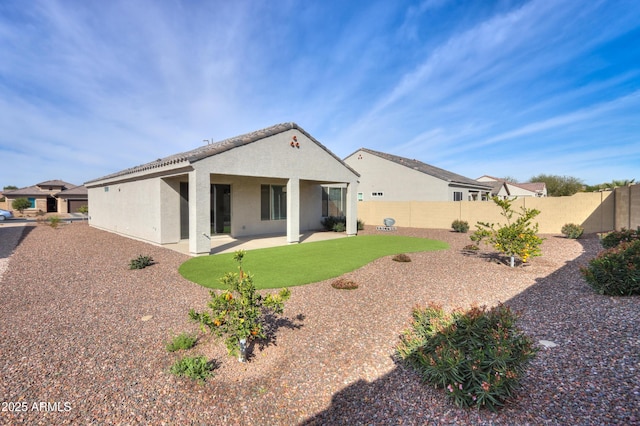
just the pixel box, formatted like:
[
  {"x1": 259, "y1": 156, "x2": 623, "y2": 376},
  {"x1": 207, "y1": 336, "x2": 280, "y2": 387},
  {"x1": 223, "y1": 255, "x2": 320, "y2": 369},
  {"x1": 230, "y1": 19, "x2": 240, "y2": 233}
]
[
  {"x1": 344, "y1": 148, "x2": 492, "y2": 202},
  {"x1": 2, "y1": 180, "x2": 87, "y2": 214},
  {"x1": 85, "y1": 123, "x2": 360, "y2": 255},
  {"x1": 477, "y1": 175, "x2": 547, "y2": 198}
]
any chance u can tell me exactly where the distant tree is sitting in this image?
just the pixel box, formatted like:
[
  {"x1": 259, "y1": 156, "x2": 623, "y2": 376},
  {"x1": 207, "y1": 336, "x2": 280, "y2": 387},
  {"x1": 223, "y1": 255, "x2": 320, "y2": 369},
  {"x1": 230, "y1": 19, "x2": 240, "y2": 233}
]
[
  {"x1": 3, "y1": 185, "x2": 18, "y2": 191},
  {"x1": 529, "y1": 174, "x2": 584, "y2": 197},
  {"x1": 583, "y1": 179, "x2": 636, "y2": 192},
  {"x1": 12, "y1": 198, "x2": 31, "y2": 213},
  {"x1": 502, "y1": 176, "x2": 519, "y2": 183}
]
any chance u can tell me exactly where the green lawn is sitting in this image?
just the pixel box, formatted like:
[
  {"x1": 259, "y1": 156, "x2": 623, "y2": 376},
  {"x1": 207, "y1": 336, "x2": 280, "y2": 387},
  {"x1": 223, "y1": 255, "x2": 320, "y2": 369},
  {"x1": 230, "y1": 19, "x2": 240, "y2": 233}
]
[{"x1": 179, "y1": 234, "x2": 448, "y2": 289}]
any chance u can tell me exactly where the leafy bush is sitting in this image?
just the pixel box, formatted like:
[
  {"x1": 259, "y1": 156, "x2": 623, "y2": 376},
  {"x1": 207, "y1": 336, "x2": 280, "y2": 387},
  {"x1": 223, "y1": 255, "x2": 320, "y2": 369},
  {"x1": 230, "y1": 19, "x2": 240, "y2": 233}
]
[
  {"x1": 321, "y1": 216, "x2": 345, "y2": 231},
  {"x1": 333, "y1": 222, "x2": 346, "y2": 232},
  {"x1": 581, "y1": 239, "x2": 640, "y2": 296},
  {"x1": 129, "y1": 255, "x2": 154, "y2": 269},
  {"x1": 600, "y1": 227, "x2": 640, "y2": 249},
  {"x1": 11, "y1": 198, "x2": 31, "y2": 213},
  {"x1": 331, "y1": 278, "x2": 358, "y2": 290},
  {"x1": 165, "y1": 332, "x2": 198, "y2": 352},
  {"x1": 392, "y1": 253, "x2": 411, "y2": 262},
  {"x1": 561, "y1": 223, "x2": 584, "y2": 239},
  {"x1": 471, "y1": 197, "x2": 543, "y2": 267},
  {"x1": 77, "y1": 205, "x2": 89, "y2": 214},
  {"x1": 397, "y1": 303, "x2": 538, "y2": 411},
  {"x1": 189, "y1": 250, "x2": 291, "y2": 361},
  {"x1": 170, "y1": 355, "x2": 215, "y2": 382},
  {"x1": 451, "y1": 219, "x2": 470, "y2": 233},
  {"x1": 48, "y1": 215, "x2": 61, "y2": 229},
  {"x1": 321, "y1": 216, "x2": 364, "y2": 232}
]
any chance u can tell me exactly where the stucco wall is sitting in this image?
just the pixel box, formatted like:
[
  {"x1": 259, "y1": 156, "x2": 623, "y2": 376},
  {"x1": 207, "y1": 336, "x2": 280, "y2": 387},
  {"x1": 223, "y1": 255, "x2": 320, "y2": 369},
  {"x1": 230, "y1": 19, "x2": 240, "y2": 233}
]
[
  {"x1": 88, "y1": 178, "x2": 163, "y2": 243},
  {"x1": 344, "y1": 149, "x2": 486, "y2": 202},
  {"x1": 358, "y1": 191, "x2": 615, "y2": 234},
  {"x1": 615, "y1": 184, "x2": 640, "y2": 230}
]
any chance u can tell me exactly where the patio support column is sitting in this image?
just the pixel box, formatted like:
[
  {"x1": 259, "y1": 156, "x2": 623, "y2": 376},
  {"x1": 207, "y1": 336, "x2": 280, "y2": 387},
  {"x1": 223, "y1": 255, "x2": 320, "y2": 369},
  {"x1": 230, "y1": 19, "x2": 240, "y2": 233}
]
[
  {"x1": 188, "y1": 170, "x2": 211, "y2": 255},
  {"x1": 286, "y1": 177, "x2": 300, "y2": 244},
  {"x1": 346, "y1": 181, "x2": 358, "y2": 236}
]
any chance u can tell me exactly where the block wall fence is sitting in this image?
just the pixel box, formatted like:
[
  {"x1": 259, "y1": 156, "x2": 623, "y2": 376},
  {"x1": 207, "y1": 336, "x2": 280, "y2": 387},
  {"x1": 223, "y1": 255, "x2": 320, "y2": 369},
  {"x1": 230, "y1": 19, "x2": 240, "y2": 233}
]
[{"x1": 357, "y1": 184, "x2": 640, "y2": 234}]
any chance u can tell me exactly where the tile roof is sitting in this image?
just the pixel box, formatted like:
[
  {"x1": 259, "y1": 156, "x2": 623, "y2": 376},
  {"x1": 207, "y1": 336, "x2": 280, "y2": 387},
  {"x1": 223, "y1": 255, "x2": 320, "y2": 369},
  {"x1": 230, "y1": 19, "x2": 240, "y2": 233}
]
[
  {"x1": 353, "y1": 148, "x2": 493, "y2": 189},
  {"x1": 86, "y1": 122, "x2": 358, "y2": 184},
  {"x1": 57, "y1": 185, "x2": 88, "y2": 196}
]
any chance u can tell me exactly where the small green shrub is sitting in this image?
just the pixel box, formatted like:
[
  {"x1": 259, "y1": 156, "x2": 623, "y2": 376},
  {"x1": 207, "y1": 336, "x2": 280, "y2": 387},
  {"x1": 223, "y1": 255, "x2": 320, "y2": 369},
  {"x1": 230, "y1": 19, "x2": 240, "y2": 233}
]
[
  {"x1": 397, "y1": 303, "x2": 538, "y2": 411},
  {"x1": 332, "y1": 222, "x2": 346, "y2": 232},
  {"x1": 165, "y1": 332, "x2": 198, "y2": 352},
  {"x1": 581, "y1": 239, "x2": 640, "y2": 296},
  {"x1": 451, "y1": 219, "x2": 470, "y2": 233},
  {"x1": 11, "y1": 198, "x2": 31, "y2": 214},
  {"x1": 357, "y1": 219, "x2": 365, "y2": 231},
  {"x1": 392, "y1": 253, "x2": 411, "y2": 262},
  {"x1": 77, "y1": 205, "x2": 89, "y2": 214},
  {"x1": 189, "y1": 251, "x2": 291, "y2": 360},
  {"x1": 48, "y1": 215, "x2": 61, "y2": 229},
  {"x1": 331, "y1": 278, "x2": 358, "y2": 290},
  {"x1": 129, "y1": 255, "x2": 154, "y2": 269},
  {"x1": 600, "y1": 227, "x2": 640, "y2": 249},
  {"x1": 561, "y1": 223, "x2": 584, "y2": 239},
  {"x1": 321, "y1": 216, "x2": 345, "y2": 231},
  {"x1": 170, "y1": 355, "x2": 215, "y2": 382}
]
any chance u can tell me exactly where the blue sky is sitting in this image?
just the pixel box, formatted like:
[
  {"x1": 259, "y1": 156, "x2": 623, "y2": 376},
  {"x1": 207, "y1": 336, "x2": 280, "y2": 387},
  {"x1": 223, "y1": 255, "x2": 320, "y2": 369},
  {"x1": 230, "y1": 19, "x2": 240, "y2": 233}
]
[{"x1": 1, "y1": 0, "x2": 639, "y2": 189}]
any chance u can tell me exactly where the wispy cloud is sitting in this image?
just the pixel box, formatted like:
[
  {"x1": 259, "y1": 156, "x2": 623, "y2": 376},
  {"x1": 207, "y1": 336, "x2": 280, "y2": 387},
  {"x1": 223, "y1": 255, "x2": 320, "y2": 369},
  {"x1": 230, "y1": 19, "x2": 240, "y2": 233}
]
[{"x1": 0, "y1": 0, "x2": 638, "y2": 187}]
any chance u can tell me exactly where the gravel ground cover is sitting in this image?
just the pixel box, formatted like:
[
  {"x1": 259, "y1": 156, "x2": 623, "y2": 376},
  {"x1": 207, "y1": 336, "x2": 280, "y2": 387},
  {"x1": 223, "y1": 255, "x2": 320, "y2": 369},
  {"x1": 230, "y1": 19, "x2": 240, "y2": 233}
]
[{"x1": 0, "y1": 222, "x2": 638, "y2": 425}]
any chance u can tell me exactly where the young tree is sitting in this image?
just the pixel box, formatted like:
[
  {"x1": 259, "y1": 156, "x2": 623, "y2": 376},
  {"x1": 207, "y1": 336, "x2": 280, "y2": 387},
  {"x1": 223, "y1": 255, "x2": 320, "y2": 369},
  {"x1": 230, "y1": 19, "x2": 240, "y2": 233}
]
[
  {"x1": 471, "y1": 197, "x2": 544, "y2": 267},
  {"x1": 12, "y1": 198, "x2": 31, "y2": 213},
  {"x1": 529, "y1": 174, "x2": 584, "y2": 196},
  {"x1": 189, "y1": 250, "x2": 291, "y2": 362}
]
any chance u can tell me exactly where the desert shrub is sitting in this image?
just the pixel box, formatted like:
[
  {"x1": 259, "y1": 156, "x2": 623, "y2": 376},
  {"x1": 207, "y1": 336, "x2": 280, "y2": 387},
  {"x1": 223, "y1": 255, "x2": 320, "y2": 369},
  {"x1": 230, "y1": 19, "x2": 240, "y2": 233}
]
[
  {"x1": 397, "y1": 303, "x2": 538, "y2": 411},
  {"x1": 333, "y1": 222, "x2": 346, "y2": 232},
  {"x1": 451, "y1": 219, "x2": 470, "y2": 233},
  {"x1": 581, "y1": 239, "x2": 640, "y2": 296},
  {"x1": 170, "y1": 355, "x2": 215, "y2": 383},
  {"x1": 165, "y1": 332, "x2": 198, "y2": 352},
  {"x1": 471, "y1": 197, "x2": 543, "y2": 267},
  {"x1": 561, "y1": 223, "x2": 584, "y2": 239},
  {"x1": 357, "y1": 219, "x2": 365, "y2": 231},
  {"x1": 129, "y1": 255, "x2": 154, "y2": 269},
  {"x1": 331, "y1": 278, "x2": 358, "y2": 290},
  {"x1": 189, "y1": 250, "x2": 291, "y2": 361},
  {"x1": 77, "y1": 205, "x2": 89, "y2": 214},
  {"x1": 463, "y1": 244, "x2": 480, "y2": 252},
  {"x1": 48, "y1": 215, "x2": 61, "y2": 229},
  {"x1": 600, "y1": 227, "x2": 640, "y2": 249},
  {"x1": 321, "y1": 216, "x2": 345, "y2": 231},
  {"x1": 392, "y1": 253, "x2": 411, "y2": 262},
  {"x1": 11, "y1": 198, "x2": 31, "y2": 213}
]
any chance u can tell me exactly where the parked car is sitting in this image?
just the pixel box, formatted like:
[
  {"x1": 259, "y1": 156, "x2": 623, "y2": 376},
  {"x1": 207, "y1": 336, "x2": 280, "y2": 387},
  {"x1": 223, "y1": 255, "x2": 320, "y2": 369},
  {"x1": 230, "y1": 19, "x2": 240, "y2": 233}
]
[{"x1": 0, "y1": 209, "x2": 14, "y2": 221}]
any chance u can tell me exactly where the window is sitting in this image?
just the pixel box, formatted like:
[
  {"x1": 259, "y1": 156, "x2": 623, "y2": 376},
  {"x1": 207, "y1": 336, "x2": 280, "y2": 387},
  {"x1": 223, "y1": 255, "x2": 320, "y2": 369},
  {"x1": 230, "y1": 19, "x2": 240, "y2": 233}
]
[
  {"x1": 371, "y1": 192, "x2": 384, "y2": 197},
  {"x1": 28, "y1": 197, "x2": 36, "y2": 208},
  {"x1": 261, "y1": 185, "x2": 286, "y2": 220},
  {"x1": 322, "y1": 186, "x2": 346, "y2": 217},
  {"x1": 453, "y1": 191, "x2": 463, "y2": 201}
]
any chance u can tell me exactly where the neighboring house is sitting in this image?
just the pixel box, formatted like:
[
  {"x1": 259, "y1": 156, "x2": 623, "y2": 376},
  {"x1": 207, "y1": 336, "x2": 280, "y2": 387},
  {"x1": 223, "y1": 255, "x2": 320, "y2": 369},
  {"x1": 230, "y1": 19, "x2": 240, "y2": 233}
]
[
  {"x1": 85, "y1": 123, "x2": 360, "y2": 255},
  {"x1": 2, "y1": 180, "x2": 88, "y2": 214},
  {"x1": 57, "y1": 185, "x2": 89, "y2": 213},
  {"x1": 477, "y1": 175, "x2": 547, "y2": 198},
  {"x1": 343, "y1": 148, "x2": 493, "y2": 202}
]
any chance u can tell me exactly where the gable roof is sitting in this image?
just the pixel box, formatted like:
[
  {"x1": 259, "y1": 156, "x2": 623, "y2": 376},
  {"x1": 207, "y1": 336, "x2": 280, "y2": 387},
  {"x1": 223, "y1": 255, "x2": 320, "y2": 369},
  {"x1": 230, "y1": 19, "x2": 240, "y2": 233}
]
[
  {"x1": 3, "y1": 180, "x2": 76, "y2": 197},
  {"x1": 350, "y1": 148, "x2": 492, "y2": 189},
  {"x1": 86, "y1": 122, "x2": 358, "y2": 184},
  {"x1": 57, "y1": 185, "x2": 88, "y2": 197}
]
